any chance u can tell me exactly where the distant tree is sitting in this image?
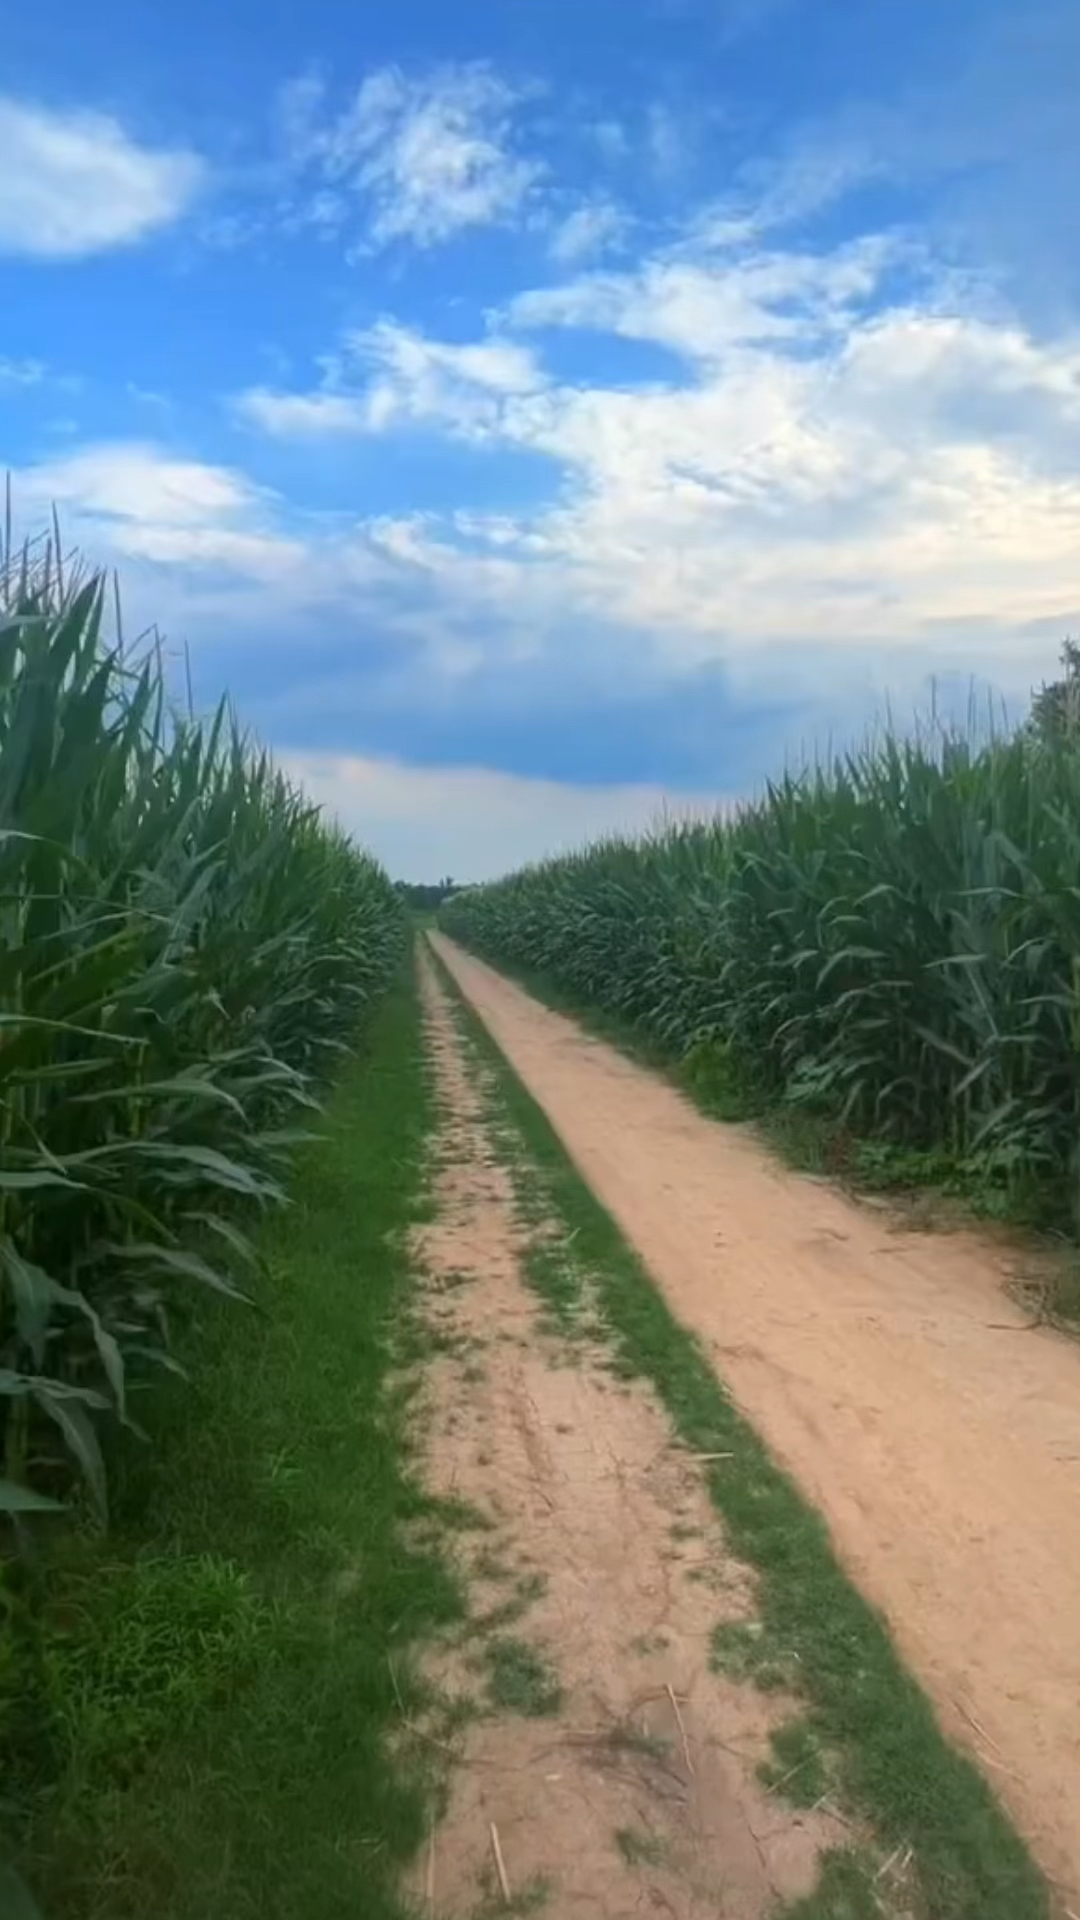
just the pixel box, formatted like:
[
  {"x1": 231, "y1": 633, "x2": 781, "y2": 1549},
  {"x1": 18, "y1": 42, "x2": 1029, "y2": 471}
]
[
  {"x1": 1029, "y1": 640, "x2": 1080, "y2": 743},
  {"x1": 395, "y1": 878, "x2": 460, "y2": 912}
]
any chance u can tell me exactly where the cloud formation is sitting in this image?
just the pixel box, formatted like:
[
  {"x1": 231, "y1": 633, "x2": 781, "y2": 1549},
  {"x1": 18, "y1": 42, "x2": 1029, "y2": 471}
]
[
  {"x1": 0, "y1": 97, "x2": 203, "y2": 258},
  {"x1": 548, "y1": 198, "x2": 630, "y2": 266},
  {"x1": 18, "y1": 442, "x2": 302, "y2": 577},
  {"x1": 7, "y1": 21, "x2": 1079, "y2": 873},
  {"x1": 237, "y1": 319, "x2": 545, "y2": 438},
  {"x1": 231, "y1": 215, "x2": 1080, "y2": 688},
  {"x1": 278, "y1": 63, "x2": 542, "y2": 251},
  {"x1": 280, "y1": 750, "x2": 729, "y2": 883}
]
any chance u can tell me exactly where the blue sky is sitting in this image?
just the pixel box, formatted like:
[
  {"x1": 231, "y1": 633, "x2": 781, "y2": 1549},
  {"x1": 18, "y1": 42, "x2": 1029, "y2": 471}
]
[{"x1": 3, "y1": 0, "x2": 1079, "y2": 878}]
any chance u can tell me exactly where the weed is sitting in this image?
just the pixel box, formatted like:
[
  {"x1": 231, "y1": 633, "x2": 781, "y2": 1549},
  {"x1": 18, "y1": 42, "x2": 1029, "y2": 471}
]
[
  {"x1": 710, "y1": 1619, "x2": 792, "y2": 1693},
  {"x1": 473, "y1": 1574, "x2": 548, "y2": 1635},
  {"x1": 759, "y1": 1717, "x2": 832, "y2": 1807},
  {"x1": 481, "y1": 1637, "x2": 563, "y2": 1717},
  {"x1": 777, "y1": 1848, "x2": 891, "y2": 1919},
  {"x1": 614, "y1": 1826, "x2": 667, "y2": 1867},
  {"x1": 432, "y1": 1494, "x2": 495, "y2": 1533},
  {"x1": 473, "y1": 1547, "x2": 514, "y2": 1584}
]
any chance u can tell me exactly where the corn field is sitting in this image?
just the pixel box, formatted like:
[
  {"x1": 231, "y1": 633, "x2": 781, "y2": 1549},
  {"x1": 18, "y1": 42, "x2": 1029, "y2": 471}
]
[
  {"x1": 0, "y1": 538, "x2": 403, "y2": 1521},
  {"x1": 442, "y1": 728, "x2": 1080, "y2": 1225}
]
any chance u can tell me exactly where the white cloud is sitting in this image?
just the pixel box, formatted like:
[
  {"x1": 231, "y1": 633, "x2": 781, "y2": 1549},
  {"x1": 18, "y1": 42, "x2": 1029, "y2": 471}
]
[
  {"x1": 8, "y1": 437, "x2": 520, "y2": 682},
  {"x1": 5, "y1": 29, "x2": 1074, "y2": 875},
  {"x1": 292, "y1": 238, "x2": 1077, "y2": 679},
  {"x1": 548, "y1": 199, "x2": 629, "y2": 265},
  {"x1": 220, "y1": 213, "x2": 1080, "y2": 715},
  {"x1": 0, "y1": 97, "x2": 203, "y2": 258},
  {"x1": 280, "y1": 750, "x2": 730, "y2": 881},
  {"x1": 478, "y1": 322, "x2": 1080, "y2": 664},
  {"x1": 30, "y1": 198, "x2": 1080, "y2": 728},
  {"x1": 237, "y1": 388, "x2": 372, "y2": 437},
  {"x1": 12, "y1": 197, "x2": 1077, "y2": 834},
  {"x1": 17, "y1": 442, "x2": 303, "y2": 575},
  {"x1": 281, "y1": 63, "x2": 542, "y2": 251},
  {"x1": 510, "y1": 235, "x2": 896, "y2": 362},
  {"x1": 695, "y1": 134, "x2": 884, "y2": 249},
  {"x1": 236, "y1": 318, "x2": 545, "y2": 439},
  {"x1": 351, "y1": 321, "x2": 543, "y2": 396}
]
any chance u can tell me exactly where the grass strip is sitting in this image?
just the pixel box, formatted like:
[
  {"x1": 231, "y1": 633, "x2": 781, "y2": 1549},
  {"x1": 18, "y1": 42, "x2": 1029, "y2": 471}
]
[
  {"x1": 429, "y1": 943, "x2": 1049, "y2": 1920},
  {"x1": 4, "y1": 969, "x2": 462, "y2": 1920}
]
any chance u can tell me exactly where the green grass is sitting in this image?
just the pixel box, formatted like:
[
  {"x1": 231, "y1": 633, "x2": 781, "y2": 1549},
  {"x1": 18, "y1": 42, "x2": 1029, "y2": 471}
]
[
  {"x1": 780, "y1": 1850, "x2": 894, "y2": 1920},
  {"x1": 472, "y1": 1572, "x2": 548, "y2": 1634},
  {"x1": 614, "y1": 1826, "x2": 667, "y2": 1868},
  {"x1": 429, "y1": 945, "x2": 1050, "y2": 1920},
  {"x1": 479, "y1": 1636, "x2": 562, "y2": 1717},
  {"x1": 3, "y1": 971, "x2": 463, "y2": 1920},
  {"x1": 758, "y1": 1716, "x2": 832, "y2": 1807},
  {"x1": 711, "y1": 1618, "x2": 791, "y2": 1692}
]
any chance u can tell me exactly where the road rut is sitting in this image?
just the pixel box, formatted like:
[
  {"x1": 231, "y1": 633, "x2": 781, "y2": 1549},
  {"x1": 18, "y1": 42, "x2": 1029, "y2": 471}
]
[{"x1": 430, "y1": 932, "x2": 1080, "y2": 1907}]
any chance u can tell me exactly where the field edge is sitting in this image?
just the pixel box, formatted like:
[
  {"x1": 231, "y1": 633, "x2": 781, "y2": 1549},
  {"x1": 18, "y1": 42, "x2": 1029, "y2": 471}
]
[{"x1": 3, "y1": 963, "x2": 463, "y2": 1920}]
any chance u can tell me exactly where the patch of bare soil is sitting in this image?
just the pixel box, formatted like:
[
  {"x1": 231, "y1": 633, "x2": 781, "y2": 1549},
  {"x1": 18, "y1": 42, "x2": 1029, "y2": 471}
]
[
  {"x1": 409, "y1": 951, "x2": 854, "y2": 1920},
  {"x1": 429, "y1": 933, "x2": 1080, "y2": 1911}
]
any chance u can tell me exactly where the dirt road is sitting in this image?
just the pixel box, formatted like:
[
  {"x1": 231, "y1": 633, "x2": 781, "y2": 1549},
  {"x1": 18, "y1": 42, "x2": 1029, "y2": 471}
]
[
  {"x1": 411, "y1": 950, "x2": 853, "y2": 1918},
  {"x1": 430, "y1": 933, "x2": 1080, "y2": 1906}
]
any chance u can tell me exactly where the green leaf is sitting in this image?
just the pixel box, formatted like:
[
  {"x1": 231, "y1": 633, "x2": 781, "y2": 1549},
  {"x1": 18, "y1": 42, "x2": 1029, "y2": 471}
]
[
  {"x1": 184, "y1": 1211, "x2": 261, "y2": 1270},
  {"x1": 106, "y1": 1242, "x2": 253, "y2": 1304},
  {"x1": 0, "y1": 1244, "x2": 126, "y2": 1413},
  {"x1": 0, "y1": 1478, "x2": 64, "y2": 1513},
  {"x1": 0, "y1": 1170, "x2": 84, "y2": 1193},
  {"x1": 0, "y1": 1865, "x2": 48, "y2": 1920},
  {"x1": 67, "y1": 1073, "x2": 244, "y2": 1116},
  {"x1": 32, "y1": 1384, "x2": 109, "y2": 1519},
  {"x1": 0, "y1": 1242, "x2": 56, "y2": 1361}
]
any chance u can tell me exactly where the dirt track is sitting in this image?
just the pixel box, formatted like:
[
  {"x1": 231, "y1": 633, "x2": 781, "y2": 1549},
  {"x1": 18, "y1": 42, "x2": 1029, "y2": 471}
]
[
  {"x1": 411, "y1": 950, "x2": 853, "y2": 1918},
  {"x1": 430, "y1": 933, "x2": 1080, "y2": 1907}
]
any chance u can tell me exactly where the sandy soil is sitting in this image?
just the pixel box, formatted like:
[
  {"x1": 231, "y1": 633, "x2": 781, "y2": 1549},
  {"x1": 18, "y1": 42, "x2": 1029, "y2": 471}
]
[
  {"x1": 409, "y1": 950, "x2": 857, "y2": 1919},
  {"x1": 430, "y1": 933, "x2": 1080, "y2": 1910}
]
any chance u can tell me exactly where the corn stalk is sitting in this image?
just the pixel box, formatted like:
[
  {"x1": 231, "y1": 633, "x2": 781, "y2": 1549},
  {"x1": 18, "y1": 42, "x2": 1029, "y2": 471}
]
[
  {"x1": 0, "y1": 530, "x2": 403, "y2": 1523},
  {"x1": 443, "y1": 724, "x2": 1080, "y2": 1222}
]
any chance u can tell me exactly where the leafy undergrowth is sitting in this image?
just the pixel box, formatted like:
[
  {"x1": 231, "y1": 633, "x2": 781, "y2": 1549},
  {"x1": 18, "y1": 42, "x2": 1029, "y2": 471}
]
[
  {"x1": 431, "y1": 945, "x2": 1050, "y2": 1920},
  {"x1": 2, "y1": 973, "x2": 462, "y2": 1920}
]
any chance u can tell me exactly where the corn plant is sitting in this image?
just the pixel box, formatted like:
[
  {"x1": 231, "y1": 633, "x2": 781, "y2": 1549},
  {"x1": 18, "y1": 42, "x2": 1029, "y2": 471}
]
[
  {"x1": 0, "y1": 533, "x2": 403, "y2": 1521},
  {"x1": 443, "y1": 720, "x2": 1080, "y2": 1226}
]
